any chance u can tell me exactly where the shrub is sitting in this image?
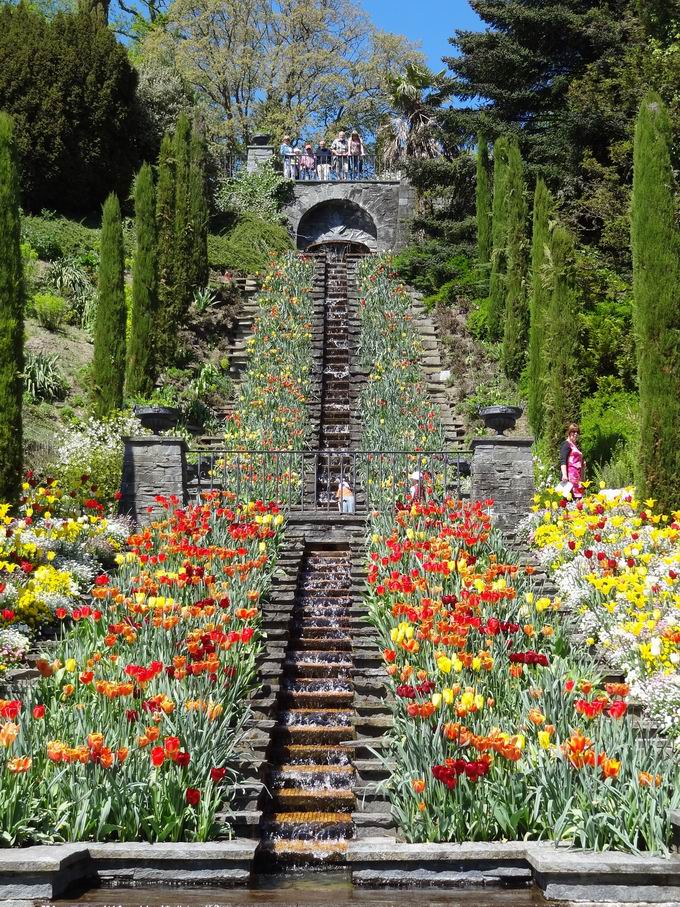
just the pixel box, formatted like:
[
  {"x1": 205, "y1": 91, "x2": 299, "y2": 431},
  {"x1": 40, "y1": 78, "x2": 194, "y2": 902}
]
[
  {"x1": 23, "y1": 351, "x2": 68, "y2": 402},
  {"x1": 22, "y1": 214, "x2": 101, "y2": 261},
  {"x1": 215, "y1": 160, "x2": 292, "y2": 223},
  {"x1": 209, "y1": 215, "x2": 292, "y2": 274},
  {"x1": 32, "y1": 292, "x2": 69, "y2": 331},
  {"x1": 580, "y1": 385, "x2": 639, "y2": 471},
  {"x1": 46, "y1": 257, "x2": 96, "y2": 328}
]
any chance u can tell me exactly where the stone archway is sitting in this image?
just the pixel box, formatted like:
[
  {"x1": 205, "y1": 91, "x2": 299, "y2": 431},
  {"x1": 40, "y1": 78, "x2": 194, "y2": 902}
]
[{"x1": 296, "y1": 198, "x2": 378, "y2": 251}]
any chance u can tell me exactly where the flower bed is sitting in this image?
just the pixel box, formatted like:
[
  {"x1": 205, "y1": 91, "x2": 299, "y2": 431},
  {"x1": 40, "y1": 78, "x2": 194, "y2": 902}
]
[
  {"x1": 358, "y1": 259, "x2": 679, "y2": 855},
  {"x1": 220, "y1": 253, "x2": 313, "y2": 501},
  {"x1": 523, "y1": 488, "x2": 680, "y2": 742},
  {"x1": 0, "y1": 475, "x2": 129, "y2": 671},
  {"x1": 0, "y1": 492, "x2": 283, "y2": 844},
  {"x1": 366, "y1": 499, "x2": 680, "y2": 853}
]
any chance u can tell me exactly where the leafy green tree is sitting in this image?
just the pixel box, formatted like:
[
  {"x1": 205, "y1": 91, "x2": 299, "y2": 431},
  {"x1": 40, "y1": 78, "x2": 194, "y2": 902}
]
[
  {"x1": 126, "y1": 164, "x2": 157, "y2": 399},
  {"x1": 188, "y1": 118, "x2": 209, "y2": 291},
  {"x1": 527, "y1": 179, "x2": 552, "y2": 437},
  {"x1": 544, "y1": 225, "x2": 581, "y2": 458},
  {"x1": 154, "y1": 132, "x2": 175, "y2": 364},
  {"x1": 488, "y1": 136, "x2": 509, "y2": 340},
  {"x1": 93, "y1": 194, "x2": 126, "y2": 416},
  {"x1": 502, "y1": 139, "x2": 528, "y2": 379},
  {"x1": 631, "y1": 92, "x2": 680, "y2": 510},
  {"x1": 476, "y1": 135, "x2": 491, "y2": 265},
  {"x1": 0, "y1": 113, "x2": 24, "y2": 504},
  {"x1": 0, "y1": 5, "x2": 138, "y2": 212}
]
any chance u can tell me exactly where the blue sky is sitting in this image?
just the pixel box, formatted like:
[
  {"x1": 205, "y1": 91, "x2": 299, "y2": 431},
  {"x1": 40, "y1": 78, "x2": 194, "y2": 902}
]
[{"x1": 361, "y1": 0, "x2": 483, "y2": 70}]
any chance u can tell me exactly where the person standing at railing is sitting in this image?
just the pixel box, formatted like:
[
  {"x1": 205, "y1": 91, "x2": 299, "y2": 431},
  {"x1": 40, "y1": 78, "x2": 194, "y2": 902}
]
[
  {"x1": 316, "y1": 140, "x2": 332, "y2": 180},
  {"x1": 331, "y1": 131, "x2": 349, "y2": 180},
  {"x1": 299, "y1": 144, "x2": 317, "y2": 180},
  {"x1": 280, "y1": 134, "x2": 297, "y2": 179},
  {"x1": 336, "y1": 480, "x2": 355, "y2": 514},
  {"x1": 348, "y1": 130, "x2": 365, "y2": 179}
]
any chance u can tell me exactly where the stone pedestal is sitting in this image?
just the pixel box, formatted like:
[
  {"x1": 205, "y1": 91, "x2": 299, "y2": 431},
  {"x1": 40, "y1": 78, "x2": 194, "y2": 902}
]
[
  {"x1": 471, "y1": 437, "x2": 534, "y2": 532},
  {"x1": 246, "y1": 145, "x2": 274, "y2": 172},
  {"x1": 120, "y1": 436, "x2": 188, "y2": 524}
]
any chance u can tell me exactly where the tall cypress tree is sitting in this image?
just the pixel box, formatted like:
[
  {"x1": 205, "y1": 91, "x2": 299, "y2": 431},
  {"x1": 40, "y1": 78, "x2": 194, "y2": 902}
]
[
  {"x1": 0, "y1": 113, "x2": 23, "y2": 504},
  {"x1": 126, "y1": 163, "x2": 157, "y2": 399},
  {"x1": 502, "y1": 138, "x2": 528, "y2": 380},
  {"x1": 155, "y1": 132, "x2": 175, "y2": 366},
  {"x1": 527, "y1": 179, "x2": 552, "y2": 436},
  {"x1": 476, "y1": 134, "x2": 491, "y2": 266},
  {"x1": 631, "y1": 92, "x2": 680, "y2": 510},
  {"x1": 488, "y1": 136, "x2": 510, "y2": 340},
  {"x1": 543, "y1": 225, "x2": 581, "y2": 458},
  {"x1": 172, "y1": 112, "x2": 192, "y2": 343},
  {"x1": 188, "y1": 117, "x2": 209, "y2": 291},
  {"x1": 92, "y1": 193, "x2": 126, "y2": 416}
]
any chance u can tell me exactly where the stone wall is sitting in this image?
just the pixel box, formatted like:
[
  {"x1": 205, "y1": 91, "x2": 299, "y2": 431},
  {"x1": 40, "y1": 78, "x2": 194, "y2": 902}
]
[
  {"x1": 284, "y1": 181, "x2": 414, "y2": 251},
  {"x1": 120, "y1": 437, "x2": 188, "y2": 524},
  {"x1": 471, "y1": 438, "x2": 534, "y2": 532}
]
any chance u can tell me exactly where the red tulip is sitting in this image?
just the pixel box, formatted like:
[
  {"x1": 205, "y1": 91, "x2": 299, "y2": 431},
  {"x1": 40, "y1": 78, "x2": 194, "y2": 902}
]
[
  {"x1": 185, "y1": 787, "x2": 201, "y2": 806},
  {"x1": 210, "y1": 767, "x2": 226, "y2": 783}
]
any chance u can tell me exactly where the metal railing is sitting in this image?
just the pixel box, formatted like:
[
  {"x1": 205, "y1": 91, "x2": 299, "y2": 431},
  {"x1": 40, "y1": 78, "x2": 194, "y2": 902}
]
[
  {"x1": 285, "y1": 157, "x2": 399, "y2": 183},
  {"x1": 187, "y1": 448, "x2": 471, "y2": 512}
]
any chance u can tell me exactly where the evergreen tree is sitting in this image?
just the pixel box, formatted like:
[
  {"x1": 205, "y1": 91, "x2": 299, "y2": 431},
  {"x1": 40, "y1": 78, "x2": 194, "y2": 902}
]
[
  {"x1": 188, "y1": 117, "x2": 209, "y2": 290},
  {"x1": 527, "y1": 179, "x2": 552, "y2": 437},
  {"x1": 631, "y1": 92, "x2": 680, "y2": 510},
  {"x1": 476, "y1": 134, "x2": 491, "y2": 265},
  {"x1": 172, "y1": 112, "x2": 192, "y2": 343},
  {"x1": 92, "y1": 194, "x2": 126, "y2": 416},
  {"x1": 543, "y1": 225, "x2": 581, "y2": 457},
  {"x1": 126, "y1": 163, "x2": 157, "y2": 399},
  {"x1": 155, "y1": 132, "x2": 175, "y2": 365},
  {"x1": 502, "y1": 138, "x2": 528, "y2": 380},
  {"x1": 488, "y1": 136, "x2": 509, "y2": 340},
  {"x1": 0, "y1": 5, "x2": 138, "y2": 212},
  {"x1": 0, "y1": 113, "x2": 23, "y2": 504}
]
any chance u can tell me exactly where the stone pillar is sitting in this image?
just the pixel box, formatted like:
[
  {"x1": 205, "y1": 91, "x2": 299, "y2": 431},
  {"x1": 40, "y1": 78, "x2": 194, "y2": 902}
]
[
  {"x1": 246, "y1": 145, "x2": 274, "y2": 172},
  {"x1": 471, "y1": 437, "x2": 534, "y2": 532},
  {"x1": 120, "y1": 437, "x2": 188, "y2": 524}
]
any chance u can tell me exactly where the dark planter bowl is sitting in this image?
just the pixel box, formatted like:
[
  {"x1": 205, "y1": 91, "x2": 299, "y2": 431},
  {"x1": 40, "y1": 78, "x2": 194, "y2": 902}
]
[
  {"x1": 133, "y1": 405, "x2": 182, "y2": 434},
  {"x1": 478, "y1": 405, "x2": 523, "y2": 436},
  {"x1": 251, "y1": 133, "x2": 271, "y2": 146}
]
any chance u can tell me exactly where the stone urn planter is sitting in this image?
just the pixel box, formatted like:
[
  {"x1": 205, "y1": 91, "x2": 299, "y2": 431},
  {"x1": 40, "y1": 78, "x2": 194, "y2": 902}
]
[
  {"x1": 251, "y1": 133, "x2": 271, "y2": 146},
  {"x1": 133, "y1": 405, "x2": 182, "y2": 435},
  {"x1": 478, "y1": 405, "x2": 523, "y2": 436}
]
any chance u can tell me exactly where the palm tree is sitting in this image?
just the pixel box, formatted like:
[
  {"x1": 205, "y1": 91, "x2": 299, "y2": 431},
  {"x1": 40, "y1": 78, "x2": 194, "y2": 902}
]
[{"x1": 380, "y1": 63, "x2": 450, "y2": 169}]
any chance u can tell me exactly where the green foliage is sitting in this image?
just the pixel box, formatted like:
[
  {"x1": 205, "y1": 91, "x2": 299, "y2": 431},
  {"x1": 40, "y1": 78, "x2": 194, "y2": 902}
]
[
  {"x1": 543, "y1": 225, "x2": 582, "y2": 458},
  {"x1": 21, "y1": 213, "x2": 101, "y2": 261},
  {"x1": 46, "y1": 256, "x2": 97, "y2": 330},
  {"x1": 0, "y1": 112, "x2": 24, "y2": 504},
  {"x1": 475, "y1": 135, "x2": 491, "y2": 265},
  {"x1": 215, "y1": 160, "x2": 292, "y2": 223},
  {"x1": 488, "y1": 136, "x2": 510, "y2": 341},
  {"x1": 155, "y1": 133, "x2": 175, "y2": 364},
  {"x1": 23, "y1": 351, "x2": 68, "y2": 402},
  {"x1": 188, "y1": 119, "x2": 209, "y2": 291},
  {"x1": 580, "y1": 383, "x2": 639, "y2": 470},
  {"x1": 0, "y1": 5, "x2": 139, "y2": 212},
  {"x1": 501, "y1": 139, "x2": 528, "y2": 380},
  {"x1": 126, "y1": 163, "x2": 157, "y2": 399},
  {"x1": 172, "y1": 112, "x2": 193, "y2": 338},
  {"x1": 209, "y1": 215, "x2": 292, "y2": 274},
  {"x1": 32, "y1": 292, "x2": 69, "y2": 331},
  {"x1": 461, "y1": 371, "x2": 523, "y2": 427},
  {"x1": 527, "y1": 179, "x2": 553, "y2": 437},
  {"x1": 631, "y1": 92, "x2": 680, "y2": 510},
  {"x1": 92, "y1": 194, "x2": 126, "y2": 417}
]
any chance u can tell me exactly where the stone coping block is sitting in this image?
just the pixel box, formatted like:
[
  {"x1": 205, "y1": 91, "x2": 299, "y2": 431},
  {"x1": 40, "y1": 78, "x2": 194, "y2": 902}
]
[
  {"x1": 471, "y1": 436, "x2": 534, "y2": 450},
  {"x1": 87, "y1": 840, "x2": 257, "y2": 861}
]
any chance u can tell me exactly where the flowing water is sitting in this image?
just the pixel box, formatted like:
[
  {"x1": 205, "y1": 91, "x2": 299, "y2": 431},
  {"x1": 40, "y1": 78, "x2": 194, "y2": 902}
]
[{"x1": 256, "y1": 547, "x2": 357, "y2": 868}]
